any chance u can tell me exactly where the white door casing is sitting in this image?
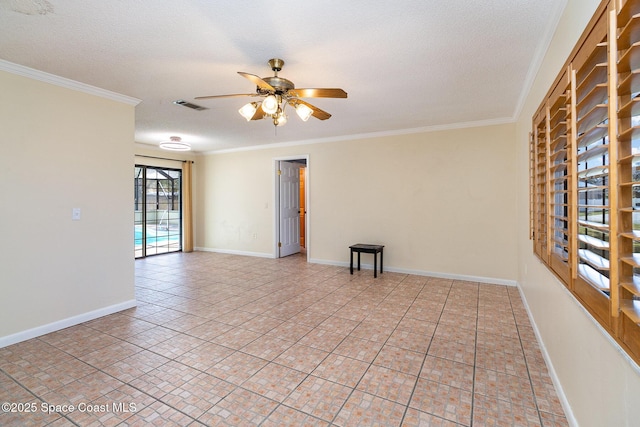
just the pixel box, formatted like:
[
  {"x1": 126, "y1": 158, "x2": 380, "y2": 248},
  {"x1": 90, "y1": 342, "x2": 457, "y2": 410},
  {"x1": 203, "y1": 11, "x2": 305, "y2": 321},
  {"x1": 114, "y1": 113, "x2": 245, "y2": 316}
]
[{"x1": 278, "y1": 161, "x2": 300, "y2": 257}]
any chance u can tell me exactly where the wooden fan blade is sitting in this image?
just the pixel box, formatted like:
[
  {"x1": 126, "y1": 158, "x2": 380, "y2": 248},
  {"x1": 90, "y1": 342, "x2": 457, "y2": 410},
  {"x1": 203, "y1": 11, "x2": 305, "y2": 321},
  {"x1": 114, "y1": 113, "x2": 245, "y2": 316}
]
[
  {"x1": 250, "y1": 104, "x2": 267, "y2": 120},
  {"x1": 287, "y1": 88, "x2": 347, "y2": 98},
  {"x1": 289, "y1": 99, "x2": 332, "y2": 120},
  {"x1": 195, "y1": 93, "x2": 257, "y2": 100},
  {"x1": 238, "y1": 72, "x2": 276, "y2": 92}
]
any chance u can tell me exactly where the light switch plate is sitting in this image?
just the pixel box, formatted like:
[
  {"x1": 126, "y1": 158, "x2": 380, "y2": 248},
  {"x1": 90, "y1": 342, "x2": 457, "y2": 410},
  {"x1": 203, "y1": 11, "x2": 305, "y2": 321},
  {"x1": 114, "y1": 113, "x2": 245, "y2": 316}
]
[{"x1": 72, "y1": 208, "x2": 81, "y2": 221}]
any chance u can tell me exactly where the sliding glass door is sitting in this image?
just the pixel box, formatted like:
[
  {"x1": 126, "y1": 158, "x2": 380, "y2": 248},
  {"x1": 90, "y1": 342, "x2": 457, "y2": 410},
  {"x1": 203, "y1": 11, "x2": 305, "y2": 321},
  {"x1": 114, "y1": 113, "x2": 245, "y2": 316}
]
[{"x1": 135, "y1": 165, "x2": 182, "y2": 258}]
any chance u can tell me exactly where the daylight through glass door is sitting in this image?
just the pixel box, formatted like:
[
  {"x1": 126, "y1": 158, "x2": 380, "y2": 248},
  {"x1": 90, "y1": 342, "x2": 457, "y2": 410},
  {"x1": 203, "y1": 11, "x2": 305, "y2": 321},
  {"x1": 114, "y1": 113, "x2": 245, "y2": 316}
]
[{"x1": 135, "y1": 166, "x2": 182, "y2": 258}]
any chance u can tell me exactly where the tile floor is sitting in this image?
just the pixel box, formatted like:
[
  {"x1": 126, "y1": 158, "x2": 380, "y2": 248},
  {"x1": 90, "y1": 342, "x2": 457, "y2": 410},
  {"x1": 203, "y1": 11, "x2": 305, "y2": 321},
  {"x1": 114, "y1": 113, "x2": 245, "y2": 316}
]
[{"x1": 0, "y1": 252, "x2": 568, "y2": 426}]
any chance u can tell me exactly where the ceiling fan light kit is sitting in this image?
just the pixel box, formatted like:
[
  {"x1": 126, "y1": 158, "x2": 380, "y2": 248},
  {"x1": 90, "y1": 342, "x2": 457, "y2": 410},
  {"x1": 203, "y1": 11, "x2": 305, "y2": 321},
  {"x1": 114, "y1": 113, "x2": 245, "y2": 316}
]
[
  {"x1": 195, "y1": 58, "x2": 347, "y2": 128},
  {"x1": 295, "y1": 103, "x2": 313, "y2": 121},
  {"x1": 274, "y1": 108, "x2": 287, "y2": 126},
  {"x1": 238, "y1": 102, "x2": 259, "y2": 121},
  {"x1": 261, "y1": 95, "x2": 279, "y2": 115},
  {"x1": 159, "y1": 136, "x2": 191, "y2": 151}
]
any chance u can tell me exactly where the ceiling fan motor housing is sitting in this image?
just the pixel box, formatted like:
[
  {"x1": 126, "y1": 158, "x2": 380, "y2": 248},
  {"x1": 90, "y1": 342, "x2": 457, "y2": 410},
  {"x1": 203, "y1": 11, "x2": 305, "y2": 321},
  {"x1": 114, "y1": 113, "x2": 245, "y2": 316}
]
[
  {"x1": 258, "y1": 58, "x2": 294, "y2": 95},
  {"x1": 262, "y1": 76, "x2": 294, "y2": 95}
]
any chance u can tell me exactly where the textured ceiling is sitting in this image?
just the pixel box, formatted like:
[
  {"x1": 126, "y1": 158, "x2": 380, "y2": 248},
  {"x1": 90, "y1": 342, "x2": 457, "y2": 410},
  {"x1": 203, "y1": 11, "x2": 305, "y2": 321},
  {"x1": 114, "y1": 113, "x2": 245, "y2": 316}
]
[{"x1": 0, "y1": 0, "x2": 566, "y2": 152}]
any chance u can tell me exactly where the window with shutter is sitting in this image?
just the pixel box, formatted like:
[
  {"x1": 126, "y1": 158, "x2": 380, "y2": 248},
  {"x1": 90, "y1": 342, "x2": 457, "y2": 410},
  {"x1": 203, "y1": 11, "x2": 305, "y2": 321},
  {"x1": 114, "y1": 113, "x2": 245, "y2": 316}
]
[
  {"x1": 530, "y1": 0, "x2": 640, "y2": 364},
  {"x1": 616, "y1": 0, "x2": 640, "y2": 357}
]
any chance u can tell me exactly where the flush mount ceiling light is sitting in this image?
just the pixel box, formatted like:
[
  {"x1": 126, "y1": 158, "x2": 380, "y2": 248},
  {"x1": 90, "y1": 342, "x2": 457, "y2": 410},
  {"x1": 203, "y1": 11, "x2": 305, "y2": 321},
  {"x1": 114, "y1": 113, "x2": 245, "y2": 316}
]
[
  {"x1": 195, "y1": 58, "x2": 347, "y2": 127},
  {"x1": 159, "y1": 136, "x2": 191, "y2": 151}
]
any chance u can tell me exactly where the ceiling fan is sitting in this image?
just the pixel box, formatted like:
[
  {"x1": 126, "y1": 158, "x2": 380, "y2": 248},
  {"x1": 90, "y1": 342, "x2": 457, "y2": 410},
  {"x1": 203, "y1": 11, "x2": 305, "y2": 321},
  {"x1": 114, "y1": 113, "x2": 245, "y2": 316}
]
[{"x1": 195, "y1": 58, "x2": 347, "y2": 127}]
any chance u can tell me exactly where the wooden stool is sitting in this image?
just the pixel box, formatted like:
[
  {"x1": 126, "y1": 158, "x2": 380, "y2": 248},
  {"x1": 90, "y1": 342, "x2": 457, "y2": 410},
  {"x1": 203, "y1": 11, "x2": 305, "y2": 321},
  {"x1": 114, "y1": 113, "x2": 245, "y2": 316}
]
[{"x1": 349, "y1": 244, "x2": 384, "y2": 278}]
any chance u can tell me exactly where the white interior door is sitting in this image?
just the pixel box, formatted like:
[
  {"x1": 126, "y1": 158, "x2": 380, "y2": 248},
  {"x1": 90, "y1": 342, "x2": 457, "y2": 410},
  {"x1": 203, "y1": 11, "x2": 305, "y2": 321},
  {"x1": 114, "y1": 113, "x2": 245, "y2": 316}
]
[{"x1": 279, "y1": 161, "x2": 300, "y2": 257}]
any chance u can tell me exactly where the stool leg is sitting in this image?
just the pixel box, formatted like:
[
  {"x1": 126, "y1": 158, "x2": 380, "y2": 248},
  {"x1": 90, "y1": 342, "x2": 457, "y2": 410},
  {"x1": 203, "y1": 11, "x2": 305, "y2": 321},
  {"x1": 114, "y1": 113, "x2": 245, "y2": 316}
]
[
  {"x1": 350, "y1": 249, "x2": 353, "y2": 275},
  {"x1": 374, "y1": 252, "x2": 377, "y2": 278}
]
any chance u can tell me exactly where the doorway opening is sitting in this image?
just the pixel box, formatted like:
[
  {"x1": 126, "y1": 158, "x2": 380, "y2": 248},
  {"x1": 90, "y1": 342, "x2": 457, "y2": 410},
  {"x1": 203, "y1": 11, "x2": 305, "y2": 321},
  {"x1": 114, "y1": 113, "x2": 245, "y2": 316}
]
[
  {"x1": 275, "y1": 156, "x2": 308, "y2": 259},
  {"x1": 134, "y1": 165, "x2": 182, "y2": 258}
]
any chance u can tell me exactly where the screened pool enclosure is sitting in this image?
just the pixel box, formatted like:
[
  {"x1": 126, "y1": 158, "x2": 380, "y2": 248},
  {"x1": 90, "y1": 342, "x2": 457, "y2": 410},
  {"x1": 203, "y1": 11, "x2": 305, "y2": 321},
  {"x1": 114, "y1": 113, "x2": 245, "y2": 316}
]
[{"x1": 134, "y1": 166, "x2": 182, "y2": 258}]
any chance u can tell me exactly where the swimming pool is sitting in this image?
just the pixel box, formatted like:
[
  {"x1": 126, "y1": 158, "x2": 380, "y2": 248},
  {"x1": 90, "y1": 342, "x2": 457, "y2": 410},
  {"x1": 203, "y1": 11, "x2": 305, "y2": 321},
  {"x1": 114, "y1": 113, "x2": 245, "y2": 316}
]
[{"x1": 134, "y1": 226, "x2": 180, "y2": 246}]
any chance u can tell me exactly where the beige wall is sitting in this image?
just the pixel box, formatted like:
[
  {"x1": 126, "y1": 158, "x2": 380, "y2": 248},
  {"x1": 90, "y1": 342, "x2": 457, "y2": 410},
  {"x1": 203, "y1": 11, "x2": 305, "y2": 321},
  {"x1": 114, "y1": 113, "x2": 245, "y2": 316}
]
[
  {"x1": 0, "y1": 69, "x2": 136, "y2": 344},
  {"x1": 196, "y1": 123, "x2": 518, "y2": 284},
  {"x1": 515, "y1": 0, "x2": 640, "y2": 426}
]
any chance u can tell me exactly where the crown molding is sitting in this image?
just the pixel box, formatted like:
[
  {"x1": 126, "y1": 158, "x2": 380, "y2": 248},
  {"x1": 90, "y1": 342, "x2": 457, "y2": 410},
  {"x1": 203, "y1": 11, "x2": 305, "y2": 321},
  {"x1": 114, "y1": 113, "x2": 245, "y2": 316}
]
[
  {"x1": 204, "y1": 116, "x2": 514, "y2": 155},
  {"x1": 0, "y1": 59, "x2": 141, "y2": 106}
]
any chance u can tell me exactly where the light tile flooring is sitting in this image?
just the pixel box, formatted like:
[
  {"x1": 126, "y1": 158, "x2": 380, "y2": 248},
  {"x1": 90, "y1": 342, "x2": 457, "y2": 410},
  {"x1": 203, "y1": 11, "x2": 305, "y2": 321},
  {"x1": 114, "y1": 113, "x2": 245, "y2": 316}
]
[{"x1": 0, "y1": 252, "x2": 568, "y2": 426}]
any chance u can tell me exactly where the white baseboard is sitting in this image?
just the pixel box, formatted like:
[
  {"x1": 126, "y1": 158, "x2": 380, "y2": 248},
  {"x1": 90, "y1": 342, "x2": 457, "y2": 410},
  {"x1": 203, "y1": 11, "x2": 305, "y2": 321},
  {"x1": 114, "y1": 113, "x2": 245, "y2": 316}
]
[
  {"x1": 515, "y1": 284, "x2": 577, "y2": 427},
  {"x1": 0, "y1": 299, "x2": 137, "y2": 349},
  {"x1": 192, "y1": 250, "x2": 516, "y2": 286},
  {"x1": 309, "y1": 258, "x2": 517, "y2": 286},
  {"x1": 195, "y1": 247, "x2": 274, "y2": 259}
]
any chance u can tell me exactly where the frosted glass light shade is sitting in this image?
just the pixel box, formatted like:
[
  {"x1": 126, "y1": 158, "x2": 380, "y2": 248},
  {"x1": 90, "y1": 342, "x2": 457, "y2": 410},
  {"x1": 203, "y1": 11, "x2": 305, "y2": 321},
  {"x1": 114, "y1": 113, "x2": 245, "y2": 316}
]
[
  {"x1": 262, "y1": 95, "x2": 278, "y2": 115},
  {"x1": 275, "y1": 112, "x2": 287, "y2": 126},
  {"x1": 295, "y1": 103, "x2": 313, "y2": 121},
  {"x1": 239, "y1": 102, "x2": 258, "y2": 121}
]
